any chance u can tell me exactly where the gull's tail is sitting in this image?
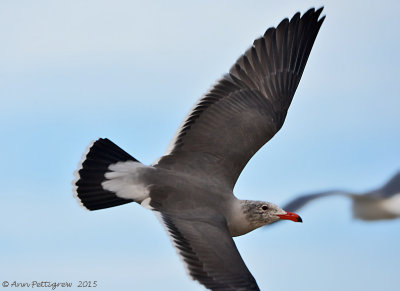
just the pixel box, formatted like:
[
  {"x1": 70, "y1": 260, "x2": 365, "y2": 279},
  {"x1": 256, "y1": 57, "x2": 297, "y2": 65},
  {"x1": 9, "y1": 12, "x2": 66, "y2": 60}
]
[{"x1": 72, "y1": 138, "x2": 142, "y2": 211}]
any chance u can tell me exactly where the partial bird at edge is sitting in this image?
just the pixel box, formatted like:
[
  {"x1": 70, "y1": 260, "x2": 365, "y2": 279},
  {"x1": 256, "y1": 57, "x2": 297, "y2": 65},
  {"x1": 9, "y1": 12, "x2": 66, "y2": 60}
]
[{"x1": 283, "y1": 171, "x2": 400, "y2": 221}]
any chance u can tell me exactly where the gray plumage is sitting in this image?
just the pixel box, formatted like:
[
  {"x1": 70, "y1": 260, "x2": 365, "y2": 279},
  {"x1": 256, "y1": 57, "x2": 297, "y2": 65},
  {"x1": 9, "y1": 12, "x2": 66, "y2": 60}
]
[
  {"x1": 156, "y1": 9, "x2": 325, "y2": 190},
  {"x1": 283, "y1": 171, "x2": 400, "y2": 221},
  {"x1": 73, "y1": 8, "x2": 324, "y2": 291}
]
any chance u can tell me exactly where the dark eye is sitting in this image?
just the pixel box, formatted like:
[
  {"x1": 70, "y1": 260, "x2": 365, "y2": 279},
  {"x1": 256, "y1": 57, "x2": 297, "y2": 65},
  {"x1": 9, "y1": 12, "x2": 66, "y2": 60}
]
[{"x1": 261, "y1": 205, "x2": 268, "y2": 211}]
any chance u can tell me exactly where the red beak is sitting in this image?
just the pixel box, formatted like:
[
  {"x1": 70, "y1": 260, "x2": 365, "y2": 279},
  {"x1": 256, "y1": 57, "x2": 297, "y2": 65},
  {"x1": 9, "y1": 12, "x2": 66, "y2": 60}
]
[{"x1": 277, "y1": 211, "x2": 303, "y2": 223}]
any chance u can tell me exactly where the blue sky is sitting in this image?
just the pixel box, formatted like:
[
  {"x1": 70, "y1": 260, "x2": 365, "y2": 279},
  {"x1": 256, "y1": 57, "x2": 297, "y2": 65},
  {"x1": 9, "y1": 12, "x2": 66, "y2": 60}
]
[{"x1": 1, "y1": 0, "x2": 399, "y2": 290}]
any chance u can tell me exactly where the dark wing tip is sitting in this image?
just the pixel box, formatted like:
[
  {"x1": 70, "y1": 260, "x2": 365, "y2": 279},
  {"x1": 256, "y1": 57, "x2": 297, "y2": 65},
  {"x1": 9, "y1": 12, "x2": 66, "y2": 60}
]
[
  {"x1": 263, "y1": 27, "x2": 275, "y2": 38},
  {"x1": 318, "y1": 15, "x2": 326, "y2": 25},
  {"x1": 291, "y1": 12, "x2": 301, "y2": 22},
  {"x1": 316, "y1": 6, "x2": 325, "y2": 15},
  {"x1": 263, "y1": 7, "x2": 324, "y2": 40},
  {"x1": 380, "y1": 171, "x2": 400, "y2": 196},
  {"x1": 301, "y1": 6, "x2": 325, "y2": 20},
  {"x1": 277, "y1": 17, "x2": 290, "y2": 29},
  {"x1": 302, "y1": 7, "x2": 316, "y2": 19}
]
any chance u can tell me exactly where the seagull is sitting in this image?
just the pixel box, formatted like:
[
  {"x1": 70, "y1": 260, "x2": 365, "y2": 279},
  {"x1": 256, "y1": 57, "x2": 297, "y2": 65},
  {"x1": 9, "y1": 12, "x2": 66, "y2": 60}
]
[
  {"x1": 283, "y1": 171, "x2": 400, "y2": 221},
  {"x1": 73, "y1": 8, "x2": 325, "y2": 291}
]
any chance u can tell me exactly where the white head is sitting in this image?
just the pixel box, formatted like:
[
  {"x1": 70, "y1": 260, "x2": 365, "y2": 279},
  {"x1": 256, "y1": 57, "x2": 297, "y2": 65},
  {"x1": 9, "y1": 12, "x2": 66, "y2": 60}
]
[{"x1": 241, "y1": 200, "x2": 302, "y2": 229}]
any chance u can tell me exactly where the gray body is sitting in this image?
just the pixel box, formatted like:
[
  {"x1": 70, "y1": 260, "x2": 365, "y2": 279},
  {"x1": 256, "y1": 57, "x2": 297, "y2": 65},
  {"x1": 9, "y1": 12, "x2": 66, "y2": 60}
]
[{"x1": 134, "y1": 165, "x2": 282, "y2": 236}]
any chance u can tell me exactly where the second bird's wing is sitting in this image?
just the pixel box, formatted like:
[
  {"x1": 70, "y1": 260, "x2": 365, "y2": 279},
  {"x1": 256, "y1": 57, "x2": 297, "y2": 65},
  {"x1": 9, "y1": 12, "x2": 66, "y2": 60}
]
[
  {"x1": 282, "y1": 190, "x2": 351, "y2": 213},
  {"x1": 374, "y1": 171, "x2": 400, "y2": 198}
]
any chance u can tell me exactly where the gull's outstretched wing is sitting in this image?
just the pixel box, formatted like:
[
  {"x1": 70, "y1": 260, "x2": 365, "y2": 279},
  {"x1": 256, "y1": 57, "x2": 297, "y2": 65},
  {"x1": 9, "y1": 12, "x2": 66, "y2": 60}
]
[
  {"x1": 155, "y1": 8, "x2": 325, "y2": 189},
  {"x1": 158, "y1": 212, "x2": 260, "y2": 291},
  {"x1": 373, "y1": 171, "x2": 400, "y2": 198},
  {"x1": 283, "y1": 190, "x2": 351, "y2": 213}
]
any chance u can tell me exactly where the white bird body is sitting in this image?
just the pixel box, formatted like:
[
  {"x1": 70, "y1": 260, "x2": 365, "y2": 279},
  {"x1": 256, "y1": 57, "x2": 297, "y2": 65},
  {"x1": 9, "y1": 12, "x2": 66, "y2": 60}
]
[{"x1": 352, "y1": 192, "x2": 400, "y2": 221}]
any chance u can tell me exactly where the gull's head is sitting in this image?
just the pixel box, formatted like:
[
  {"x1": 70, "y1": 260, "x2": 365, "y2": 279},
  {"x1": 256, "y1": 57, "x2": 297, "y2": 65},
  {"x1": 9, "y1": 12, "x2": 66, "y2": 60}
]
[{"x1": 242, "y1": 200, "x2": 302, "y2": 228}]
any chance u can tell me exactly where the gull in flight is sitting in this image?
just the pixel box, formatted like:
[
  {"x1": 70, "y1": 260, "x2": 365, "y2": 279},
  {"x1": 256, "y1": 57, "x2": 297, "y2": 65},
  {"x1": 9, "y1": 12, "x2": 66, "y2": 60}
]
[
  {"x1": 73, "y1": 8, "x2": 325, "y2": 291},
  {"x1": 283, "y1": 171, "x2": 400, "y2": 221}
]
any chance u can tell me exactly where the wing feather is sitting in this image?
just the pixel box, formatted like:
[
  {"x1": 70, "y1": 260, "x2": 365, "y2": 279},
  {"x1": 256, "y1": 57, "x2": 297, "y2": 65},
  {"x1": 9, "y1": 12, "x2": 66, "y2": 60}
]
[
  {"x1": 155, "y1": 8, "x2": 325, "y2": 189},
  {"x1": 159, "y1": 212, "x2": 260, "y2": 291}
]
